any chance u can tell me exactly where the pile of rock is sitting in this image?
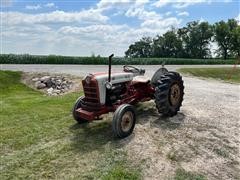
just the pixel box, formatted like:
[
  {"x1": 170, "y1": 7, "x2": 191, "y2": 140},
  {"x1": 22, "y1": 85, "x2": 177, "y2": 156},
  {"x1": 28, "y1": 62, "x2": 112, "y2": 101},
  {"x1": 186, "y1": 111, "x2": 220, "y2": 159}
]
[{"x1": 32, "y1": 75, "x2": 73, "y2": 95}]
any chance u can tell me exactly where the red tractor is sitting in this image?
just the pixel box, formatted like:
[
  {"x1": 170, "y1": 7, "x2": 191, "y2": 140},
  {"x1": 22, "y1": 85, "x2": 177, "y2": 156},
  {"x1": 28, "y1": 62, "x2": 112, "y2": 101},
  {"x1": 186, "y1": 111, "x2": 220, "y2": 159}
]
[{"x1": 72, "y1": 54, "x2": 184, "y2": 138}]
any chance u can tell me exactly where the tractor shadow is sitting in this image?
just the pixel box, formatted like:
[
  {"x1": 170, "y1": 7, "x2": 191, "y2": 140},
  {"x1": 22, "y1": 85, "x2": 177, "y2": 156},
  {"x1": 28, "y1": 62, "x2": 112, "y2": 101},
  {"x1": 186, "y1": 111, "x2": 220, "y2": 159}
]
[
  {"x1": 69, "y1": 119, "x2": 115, "y2": 154},
  {"x1": 135, "y1": 101, "x2": 185, "y2": 130},
  {"x1": 69, "y1": 101, "x2": 185, "y2": 154}
]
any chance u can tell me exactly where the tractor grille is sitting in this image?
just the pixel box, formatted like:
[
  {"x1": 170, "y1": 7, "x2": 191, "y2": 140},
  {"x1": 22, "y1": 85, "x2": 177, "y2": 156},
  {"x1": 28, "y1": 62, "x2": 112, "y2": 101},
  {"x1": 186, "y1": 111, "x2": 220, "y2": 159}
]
[{"x1": 82, "y1": 79, "x2": 102, "y2": 111}]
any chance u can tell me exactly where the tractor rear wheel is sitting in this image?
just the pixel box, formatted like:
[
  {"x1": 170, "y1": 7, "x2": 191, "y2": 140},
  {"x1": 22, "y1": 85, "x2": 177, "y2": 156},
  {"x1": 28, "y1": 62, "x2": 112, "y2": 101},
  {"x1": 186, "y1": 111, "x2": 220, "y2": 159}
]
[
  {"x1": 154, "y1": 72, "x2": 184, "y2": 116},
  {"x1": 72, "y1": 96, "x2": 88, "y2": 124},
  {"x1": 112, "y1": 104, "x2": 136, "y2": 138}
]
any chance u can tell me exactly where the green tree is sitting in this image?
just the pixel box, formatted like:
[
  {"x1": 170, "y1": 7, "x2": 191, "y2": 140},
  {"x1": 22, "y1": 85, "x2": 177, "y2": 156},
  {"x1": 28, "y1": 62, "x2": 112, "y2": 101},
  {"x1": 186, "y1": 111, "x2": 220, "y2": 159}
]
[
  {"x1": 125, "y1": 19, "x2": 238, "y2": 59},
  {"x1": 198, "y1": 22, "x2": 214, "y2": 58},
  {"x1": 178, "y1": 21, "x2": 213, "y2": 58},
  {"x1": 230, "y1": 26, "x2": 240, "y2": 56},
  {"x1": 125, "y1": 37, "x2": 152, "y2": 58},
  {"x1": 214, "y1": 19, "x2": 238, "y2": 59},
  {"x1": 153, "y1": 29, "x2": 183, "y2": 58},
  {"x1": 152, "y1": 35, "x2": 165, "y2": 57},
  {"x1": 177, "y1": 26, "x2": 189, "y2": 58}
]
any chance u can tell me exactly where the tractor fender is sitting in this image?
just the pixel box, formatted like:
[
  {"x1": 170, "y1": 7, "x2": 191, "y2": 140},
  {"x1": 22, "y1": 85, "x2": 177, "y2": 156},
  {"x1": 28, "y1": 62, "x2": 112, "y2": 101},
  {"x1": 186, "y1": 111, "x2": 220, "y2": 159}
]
[{"x1": 151, "y1": 67, "x2": 168, "y2": 85}]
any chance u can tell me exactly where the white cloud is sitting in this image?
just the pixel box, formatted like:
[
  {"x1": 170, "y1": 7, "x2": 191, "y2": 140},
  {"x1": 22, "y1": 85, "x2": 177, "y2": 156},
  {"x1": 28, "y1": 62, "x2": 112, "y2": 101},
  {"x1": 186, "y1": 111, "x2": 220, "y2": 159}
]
[
  {"x1": 96, "y1": 0, "x2": 179, "y2": 34},
  {"x1": 125, "y1": 7, "x2": 162, "y2": 20},
  {"x1": 165, "y1": 11, "x2": 172, "y2": 16},
  {"x1": 152, "y1": 0, "x2": 231, "y2": 9},
  {"x1": 25, "y1": 4, "x2": 41, "y2": 10},
  {"x1": 58, "y1": 24, "x2": 129, "y2": 36},
  {"x1": 24, "y1": 3, "x2": 56, "y2": 10},
  {"x1": 141, "y1": 17, "x2": 181, "y2": 29},
  {"x1": 199, "y1": 17, "x2": 206, "y2": 23},
  {"x1": 1, "y1": 10, "x2": 109, "y2": 25},
  {"x1": 1, "y1": 0, "x2": 183, "y2": 56},
  {"x1": 236, "y1": 14, "x2": 240, "y2": 25},
  {"x1": 152, "y1": 0, "x2": 172, "y2": 8},
  {"x1": 177, "y1": 11, "x2": 189, "y2": 16},
  {"x1": 112, "y1": 11, "x2": 124, "y2": 16},
  {"x1": 173, "y1": 0, "x2": 210, "y2": 9},
  {"x1": 97, "y1": 0, "x2": 133, "y2": 10},
  {"x1": 45, "y1": 3, "x2": 55, "y2": 8},
  {"x1": 97, "y1": 0, "x2": 149, "y2": 10},
  {"x1": 135, "y1": 0, "x2": 149, "y2": 6},
  {"x1": 124, "y1": 3, "x2": 180, "y2": 36},
  {"x1": 2, "y1": 24, "x2": 52, "y2": 38},
  {"x1": 2, "y1": 23, "x2": 132, "y2": 56},
  {"x1": 124, "y1": 4, "x2": 181, "y2": 39}
]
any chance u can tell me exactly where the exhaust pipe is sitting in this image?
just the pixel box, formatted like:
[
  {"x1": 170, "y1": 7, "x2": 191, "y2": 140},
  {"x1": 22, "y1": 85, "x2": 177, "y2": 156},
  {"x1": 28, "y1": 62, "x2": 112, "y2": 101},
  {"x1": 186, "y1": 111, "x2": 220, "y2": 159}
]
[{"x1": 108, "y1": 54, "x2": 114, "y2": 82}]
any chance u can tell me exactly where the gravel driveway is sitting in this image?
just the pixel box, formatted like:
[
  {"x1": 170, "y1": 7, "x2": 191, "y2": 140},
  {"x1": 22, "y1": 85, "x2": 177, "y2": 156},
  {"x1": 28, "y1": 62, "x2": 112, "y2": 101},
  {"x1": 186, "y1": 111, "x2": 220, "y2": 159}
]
[
  {"x1": 0, "y1": 64, "x2": 235, "y2": 77},
  {"x1": 123, "y1": 75, "x2": 240, "y2": 179},
  {"x1": 1, "y1": 64, "x2": 239, "y2": 179}
]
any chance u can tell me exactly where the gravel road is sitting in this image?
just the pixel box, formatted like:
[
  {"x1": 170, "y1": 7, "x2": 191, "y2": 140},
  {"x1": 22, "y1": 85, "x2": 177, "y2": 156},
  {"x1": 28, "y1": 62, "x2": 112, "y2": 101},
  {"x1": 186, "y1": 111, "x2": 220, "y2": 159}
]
[
  {"x1": 123, "y1": 75, "x2": 240, "y2": 179},
  {"x1": 1, "y1": 64, "x2": 240, "y2": 179},
  {"x1": 0, "y1": 64, "x2": 235, "y2": 77}
]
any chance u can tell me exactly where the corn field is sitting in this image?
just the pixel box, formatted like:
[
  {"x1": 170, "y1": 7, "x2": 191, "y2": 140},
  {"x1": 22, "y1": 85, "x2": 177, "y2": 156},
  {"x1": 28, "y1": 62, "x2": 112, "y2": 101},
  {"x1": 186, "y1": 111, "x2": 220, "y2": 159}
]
[{"x1": 0, "y1": 54, "x2": 235, "y2": 65}]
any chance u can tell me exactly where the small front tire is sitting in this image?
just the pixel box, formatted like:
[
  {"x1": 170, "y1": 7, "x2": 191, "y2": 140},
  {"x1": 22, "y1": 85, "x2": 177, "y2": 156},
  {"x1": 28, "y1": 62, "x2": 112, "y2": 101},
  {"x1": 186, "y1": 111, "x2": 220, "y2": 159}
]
[
  {"x1": 112, "y1": 104, "x2": 136, "y2": 138},
  {"x1": 72, "y1": 96, "x2": 88, "y2": 124}
]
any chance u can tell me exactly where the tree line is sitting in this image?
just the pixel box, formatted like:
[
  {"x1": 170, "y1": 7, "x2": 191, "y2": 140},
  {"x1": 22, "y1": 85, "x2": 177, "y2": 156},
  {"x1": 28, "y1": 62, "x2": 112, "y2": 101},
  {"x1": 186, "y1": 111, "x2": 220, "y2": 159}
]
[{"x1": 125, "y1": 19, "x2": 240, "y2": 59}]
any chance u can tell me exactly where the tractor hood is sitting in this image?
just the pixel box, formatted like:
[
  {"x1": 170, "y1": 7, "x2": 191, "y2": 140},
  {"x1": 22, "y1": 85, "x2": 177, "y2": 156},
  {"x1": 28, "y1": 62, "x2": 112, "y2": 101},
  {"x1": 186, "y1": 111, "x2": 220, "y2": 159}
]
[
  {"x1": 83, "y1": 72, "x2": 134, "y2": 105},
  {"x1": 93, "y1": 72, "x2": 134, "y2": 84}
]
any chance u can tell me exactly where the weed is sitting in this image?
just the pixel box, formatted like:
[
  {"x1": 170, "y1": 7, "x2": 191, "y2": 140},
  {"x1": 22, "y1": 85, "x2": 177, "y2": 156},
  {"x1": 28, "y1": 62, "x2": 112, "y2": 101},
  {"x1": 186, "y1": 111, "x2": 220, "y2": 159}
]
[
  {"x1": 174, "y1": 168, "x2": 206, "y2": 180},
  {"x1": 213, "y1": 148, "x2": 229, "y2": 158}
]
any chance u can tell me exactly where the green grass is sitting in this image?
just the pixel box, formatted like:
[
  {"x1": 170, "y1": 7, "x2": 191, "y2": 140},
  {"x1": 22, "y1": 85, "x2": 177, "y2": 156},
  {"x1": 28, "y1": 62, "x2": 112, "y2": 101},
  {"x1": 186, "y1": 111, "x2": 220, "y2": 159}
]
[
  {"x1": 0, "y1": 70, "x2": 141, "y2": 179},
  {"x1": 174, "y1": 168, "x2": 206, "y2": 180},
  {"x1": 178, "y1": 67, "x2": 240, "y2": 83},
  {"x1": 0, "y1": 54, "x2": 236, "y2": 65}
]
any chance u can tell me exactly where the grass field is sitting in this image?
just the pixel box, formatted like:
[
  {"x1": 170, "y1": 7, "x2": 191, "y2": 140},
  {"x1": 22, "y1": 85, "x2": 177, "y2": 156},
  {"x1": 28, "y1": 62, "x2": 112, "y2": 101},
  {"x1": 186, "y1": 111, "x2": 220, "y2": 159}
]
[
  {"x1": 0, "y1": 54, "x2": 236, "y2": 65},
  {"x1": 178, "y1": 67, "x2": 240, "y2": 83},
  {"x1": 0, "y1": 71, "x2": 141, "y2": 179}
]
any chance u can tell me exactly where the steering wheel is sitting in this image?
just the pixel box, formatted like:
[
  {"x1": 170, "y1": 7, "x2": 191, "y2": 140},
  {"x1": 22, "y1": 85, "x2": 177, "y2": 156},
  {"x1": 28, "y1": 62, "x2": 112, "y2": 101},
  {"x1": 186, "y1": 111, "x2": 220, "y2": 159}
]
[{"x1": 123, "y1": 65, "x2": 140, "y2": 73}]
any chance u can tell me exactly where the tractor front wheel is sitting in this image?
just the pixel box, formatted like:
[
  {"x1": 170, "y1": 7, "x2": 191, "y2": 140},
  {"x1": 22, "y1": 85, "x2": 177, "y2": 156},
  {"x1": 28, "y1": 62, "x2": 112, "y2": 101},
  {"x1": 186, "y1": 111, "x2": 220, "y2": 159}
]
[
  {"x1": 154, "y1": 72, "x2": 184, "y2": 116},
  {"x1": 112, "y1": 104, "x2": 136, "y2": 138},
  {"x1": 72, "y1": 96, "x2": 88, "y2": 124}
]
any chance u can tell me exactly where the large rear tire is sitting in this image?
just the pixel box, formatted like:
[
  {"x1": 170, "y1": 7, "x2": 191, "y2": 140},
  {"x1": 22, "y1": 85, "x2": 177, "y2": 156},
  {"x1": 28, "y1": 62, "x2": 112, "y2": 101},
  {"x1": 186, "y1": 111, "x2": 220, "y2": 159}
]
[
  {"x1": 112, "y1": 104, "x2": 136, "y2": 138},
  {"x1": 154, "y1": 72, "x2": 184, "y2": 116},
  {"x1": 72, "y1": 96, "x2": 88, "y2": 124}
]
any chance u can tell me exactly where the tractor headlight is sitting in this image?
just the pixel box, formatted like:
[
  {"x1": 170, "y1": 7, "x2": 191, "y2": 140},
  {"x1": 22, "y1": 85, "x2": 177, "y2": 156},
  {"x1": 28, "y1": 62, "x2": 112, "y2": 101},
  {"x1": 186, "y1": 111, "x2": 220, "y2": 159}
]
[
  {"x1": 105, "y1": 82, "x2": 112, "y2": 89},
  {"x1": 84, "y1": 75, "x2": 92, "y2": 84}
]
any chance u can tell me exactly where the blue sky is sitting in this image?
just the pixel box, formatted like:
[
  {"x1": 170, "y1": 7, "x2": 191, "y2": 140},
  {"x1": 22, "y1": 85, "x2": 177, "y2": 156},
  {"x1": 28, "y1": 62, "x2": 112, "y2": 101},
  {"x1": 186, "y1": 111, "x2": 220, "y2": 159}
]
[{"x1": 1, "y1": 0, "x2": 239, "y2": 56}]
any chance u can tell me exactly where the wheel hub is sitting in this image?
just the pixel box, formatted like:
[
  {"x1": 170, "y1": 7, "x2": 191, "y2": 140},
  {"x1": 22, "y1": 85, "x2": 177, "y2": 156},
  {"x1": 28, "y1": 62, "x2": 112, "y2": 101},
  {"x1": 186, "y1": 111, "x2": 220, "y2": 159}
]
[
  {"x1": 170, "y1": 83, "x2": 181, "y2": 106},
  {"x1": 121, "y1": 111, "x2": 133, "y2": 132}
]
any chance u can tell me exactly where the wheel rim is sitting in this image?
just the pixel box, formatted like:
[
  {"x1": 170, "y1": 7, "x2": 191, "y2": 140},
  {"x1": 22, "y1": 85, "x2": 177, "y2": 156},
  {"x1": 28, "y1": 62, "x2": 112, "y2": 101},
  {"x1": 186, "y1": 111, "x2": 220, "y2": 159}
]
[
  {"x1": 170, "y1": 83, "x2": 181, "y2": 106},
  {"x1": 121, "y1": 111, "x2": 134, "y2": 132}
]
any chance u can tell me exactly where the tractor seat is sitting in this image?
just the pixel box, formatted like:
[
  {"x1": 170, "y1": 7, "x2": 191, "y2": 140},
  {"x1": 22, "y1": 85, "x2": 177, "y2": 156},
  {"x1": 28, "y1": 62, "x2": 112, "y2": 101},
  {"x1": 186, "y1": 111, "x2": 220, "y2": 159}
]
[{"x1": 132, "y1": 76, "x2": 150, "y2": 84}]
